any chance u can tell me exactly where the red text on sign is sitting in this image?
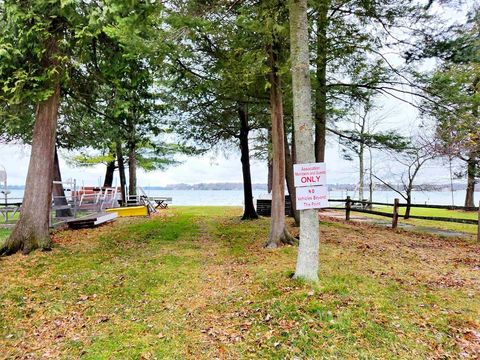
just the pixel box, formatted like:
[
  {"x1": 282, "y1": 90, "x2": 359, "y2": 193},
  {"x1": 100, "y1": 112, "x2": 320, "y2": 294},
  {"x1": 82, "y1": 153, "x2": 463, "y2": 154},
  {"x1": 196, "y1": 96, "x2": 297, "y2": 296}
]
[{"x1": 300, "y1": 175, "x2": 323, "y2": 184}]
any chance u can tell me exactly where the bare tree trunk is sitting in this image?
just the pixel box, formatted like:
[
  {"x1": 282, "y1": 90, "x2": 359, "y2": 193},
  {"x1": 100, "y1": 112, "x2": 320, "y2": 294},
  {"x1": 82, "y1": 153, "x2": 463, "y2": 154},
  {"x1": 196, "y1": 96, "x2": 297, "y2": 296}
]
[
  {"x1": 116, "y1": 142, "x2": 126, "y2": 205},
  {"x1": 103, "y1": 154, "x2": 116, "y2": 188},
  {"x1": 128, "y1": 141, "x2": 137, "y2": 196},
  {"x1": 449, "y1": 157, "x2": 455, "y2": 206},
  {"x1": 465, "y1": 156, "x2": 476, "y2": 208},
  {"x1": 265, "y1": 42, "x2": 296, "y2": 248},
  {"x1": 53, "y1": 146, "x2": 72, "y2": 218},
  {"x1": 239, "y1": 104, "x2": 258, "y2": 220},
  {"x1": 314, "y1": 0, "x2": 329, "y2": 163},
  {"x1": 285, "y1": 128, "x2": 300, "y2": 226},
  {"x1": 403, "y1": 188, "x2": 413, "y2": 220},
  {"x1": 359, "y1": 143, "x2": 365, "y2": 201},
  {"x1": 267, "y1": 157, "x2": 273, "y2": 194},
  {"x1": 467, "y1": 77, "x2": 479, "y2": 207},
  {"x1": 2, "y1": 84, "x2": 60, "y2": 255},
  {"x1": 290, "y1": 0, "x2": 320, "y2": 282},
  {"x1": 405, "y1": 191, "x2": 412, "y2": 219},
  {"x1": 267, "y1": 127, "x2": 273, "y2": 193},
  {"x1": 368, "y1": 147, "x2": 373, "y2": 209}
]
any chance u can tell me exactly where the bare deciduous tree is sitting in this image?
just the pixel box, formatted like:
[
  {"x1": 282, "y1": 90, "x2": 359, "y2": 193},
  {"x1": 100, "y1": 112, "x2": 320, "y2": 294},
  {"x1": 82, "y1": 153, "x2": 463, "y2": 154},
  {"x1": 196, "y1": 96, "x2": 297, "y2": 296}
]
[{"x1": 374, "y1": 138, "x2": 435, "y2": 218}]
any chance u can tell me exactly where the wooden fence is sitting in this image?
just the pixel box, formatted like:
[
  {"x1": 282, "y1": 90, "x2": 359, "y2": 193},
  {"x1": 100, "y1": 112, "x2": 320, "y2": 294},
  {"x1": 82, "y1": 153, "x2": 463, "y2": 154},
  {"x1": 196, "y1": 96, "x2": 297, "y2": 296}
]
[{"x1": 326, "y1": 197, "x2": 480, "y2": 241}]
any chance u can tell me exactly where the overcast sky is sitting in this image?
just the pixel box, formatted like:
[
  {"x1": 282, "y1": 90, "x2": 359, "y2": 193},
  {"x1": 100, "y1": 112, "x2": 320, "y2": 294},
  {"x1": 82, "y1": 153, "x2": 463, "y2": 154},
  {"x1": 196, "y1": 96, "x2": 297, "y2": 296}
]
[{"x1": 0, "y1": 95, "x2": 459, "y2": 188}]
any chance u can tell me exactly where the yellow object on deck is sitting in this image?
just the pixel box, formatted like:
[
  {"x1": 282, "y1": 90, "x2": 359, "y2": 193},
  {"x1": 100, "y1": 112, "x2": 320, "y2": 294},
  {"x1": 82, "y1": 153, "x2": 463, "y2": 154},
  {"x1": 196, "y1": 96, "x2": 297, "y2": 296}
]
[{"x1": 106, "y1": 206, "x2": 149, "y2": 217}]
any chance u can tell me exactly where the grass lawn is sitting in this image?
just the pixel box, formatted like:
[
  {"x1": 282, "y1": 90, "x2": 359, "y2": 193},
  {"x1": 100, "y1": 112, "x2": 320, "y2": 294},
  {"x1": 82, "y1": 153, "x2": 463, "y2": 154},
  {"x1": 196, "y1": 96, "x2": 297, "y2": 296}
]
[
  {"x1": 0, "y1": 227, "x2": 10, "y2": 247},
  {"x1": 355, "y1": 206, "x2": 479, "y2": 235},
  {"x1": 1, "y1": 206, "x2": 479, "y2": 359},
  {"x1": 0, "y1": 210, "x2": 20, "y2": 223}
]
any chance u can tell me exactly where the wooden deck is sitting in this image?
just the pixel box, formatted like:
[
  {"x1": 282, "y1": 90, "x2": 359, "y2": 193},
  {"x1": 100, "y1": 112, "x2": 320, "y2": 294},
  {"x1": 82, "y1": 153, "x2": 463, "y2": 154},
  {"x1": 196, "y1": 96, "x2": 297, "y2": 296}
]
[{"x1": 66, "y1": 212, "x2": 117, "y2": 229}]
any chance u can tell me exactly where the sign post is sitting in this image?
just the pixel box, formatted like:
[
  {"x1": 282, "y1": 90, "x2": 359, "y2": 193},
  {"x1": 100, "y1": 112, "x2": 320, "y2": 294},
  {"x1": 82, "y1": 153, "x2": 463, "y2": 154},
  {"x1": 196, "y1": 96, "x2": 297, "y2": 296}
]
[{"x1": 293, "y1": 163, "x2": 327, "y2": 210}]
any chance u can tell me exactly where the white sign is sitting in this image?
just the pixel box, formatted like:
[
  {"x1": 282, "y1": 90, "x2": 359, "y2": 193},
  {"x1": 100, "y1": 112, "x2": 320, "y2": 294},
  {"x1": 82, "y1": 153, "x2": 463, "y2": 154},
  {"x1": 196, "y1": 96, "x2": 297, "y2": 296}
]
[
  {"x1": 296, "y1": 186, "x2": 328, "y2": 210},
  {"x1": 294, "y1": 163, "x2": 326, "y2": 187}
]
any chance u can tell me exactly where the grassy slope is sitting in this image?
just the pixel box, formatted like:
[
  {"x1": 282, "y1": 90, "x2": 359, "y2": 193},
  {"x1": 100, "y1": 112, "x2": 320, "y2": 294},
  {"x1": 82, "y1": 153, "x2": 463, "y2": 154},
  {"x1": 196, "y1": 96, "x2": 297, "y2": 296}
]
[{"x1": 1, "y1": 207, "x2": 479, "y2": 359}]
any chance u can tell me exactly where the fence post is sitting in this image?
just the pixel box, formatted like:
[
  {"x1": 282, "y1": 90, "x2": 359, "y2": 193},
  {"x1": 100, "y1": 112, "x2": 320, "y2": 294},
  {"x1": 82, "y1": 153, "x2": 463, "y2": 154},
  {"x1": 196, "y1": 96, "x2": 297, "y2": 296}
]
[
  {"x1": 346, "y1": 196, "x2": 351, "y2": 221},
  {"x1": 477, "y1": 201, "x2": 480, "y2": 242},
  {"x1": 392, "y1": 198, "x2": 399, "y2": 229}
]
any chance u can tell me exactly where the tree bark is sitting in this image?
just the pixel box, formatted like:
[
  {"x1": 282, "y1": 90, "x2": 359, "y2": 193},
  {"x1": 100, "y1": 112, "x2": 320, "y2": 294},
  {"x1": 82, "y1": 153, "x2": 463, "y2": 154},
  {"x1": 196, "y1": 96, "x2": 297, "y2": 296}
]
[
  {"x1": 285, "y1": 129, "x2": 300, "y2": 226},
  {"x1": 128, "y1": 141, "x2": 137, "y2": 196},
  {"x1": 103, "y1": 155, "x2": 116, "y2": 188},
  {"x1": 265, "y1": 42, "x2": 296, "y2": 248},
  {"x1": 267, "y1": 127, "x2": 273, "y2": 193},
  {"x1": 314, "y1": 0, "x2": 329, "y2": 163},
  {"x1": 53, "y1": 146, "x2": 72, "y2": 218},
  {"x1": 359, "y1": 143, "x2": 365, "y2": 200},
  {"x1": 465, "y1": 156, "x2": 476, "y2": 207},
  {"x1": 267, "y1": 156, "x2": 273, "y2": 194},
  {"x1": 1, "y1": 84, "x2": 60, "y2": 255},
  {"x1": 405, "y1": 192, "x2": 412, "y2": 219},
  {"x1": 116, "y1": 142, "x2": 127, "y2": 205},
  {"x1": 1, "y1": 32, "x2": 62, "y2": 255},
  {"x1": 238, "y1": 105, "x2": 259, "y2": 220},
  {"x1": 368, "y1": 147, "x2": 373, "y2": 209},
  {"x1": 466, "y1": 77, "x2": 478, "y2": 207},
  {"x1": 290, "y1": 0, "x2": 320, "y2": 282}
]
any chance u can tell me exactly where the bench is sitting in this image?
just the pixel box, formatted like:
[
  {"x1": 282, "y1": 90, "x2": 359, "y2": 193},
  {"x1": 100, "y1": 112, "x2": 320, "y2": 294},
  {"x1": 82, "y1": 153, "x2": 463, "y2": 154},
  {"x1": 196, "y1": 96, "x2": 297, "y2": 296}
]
[
  {"x1": 256, "y1": 196, "x2": 293, "y2": 217},
  {"x1": 151, "y1": 197, "x2": 172, "y2": 209}
]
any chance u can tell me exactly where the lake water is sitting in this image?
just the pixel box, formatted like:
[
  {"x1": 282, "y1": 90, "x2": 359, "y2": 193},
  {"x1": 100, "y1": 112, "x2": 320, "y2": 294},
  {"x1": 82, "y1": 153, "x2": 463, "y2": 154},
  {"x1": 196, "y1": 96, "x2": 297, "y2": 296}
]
[{"x1": 3, "y1": 188, "x2": 479, "y2": 206}]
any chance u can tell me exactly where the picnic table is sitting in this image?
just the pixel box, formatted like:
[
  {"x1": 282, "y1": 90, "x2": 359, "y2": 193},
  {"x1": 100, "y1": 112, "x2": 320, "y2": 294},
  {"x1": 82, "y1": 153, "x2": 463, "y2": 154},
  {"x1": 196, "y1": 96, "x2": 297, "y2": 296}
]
[
  {"x1": 0, "y1": 202, "x2": 22, "y2": 222},
  {"x1": 151, "y1": 197, "x2": 172, "y2": 209}
]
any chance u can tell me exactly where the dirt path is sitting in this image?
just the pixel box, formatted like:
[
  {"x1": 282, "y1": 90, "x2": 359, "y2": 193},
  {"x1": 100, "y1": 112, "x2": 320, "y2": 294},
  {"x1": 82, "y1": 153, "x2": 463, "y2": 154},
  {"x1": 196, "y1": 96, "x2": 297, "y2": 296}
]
[{"x1": 184, "y1": 216, "x2": 258, "y2": 359}]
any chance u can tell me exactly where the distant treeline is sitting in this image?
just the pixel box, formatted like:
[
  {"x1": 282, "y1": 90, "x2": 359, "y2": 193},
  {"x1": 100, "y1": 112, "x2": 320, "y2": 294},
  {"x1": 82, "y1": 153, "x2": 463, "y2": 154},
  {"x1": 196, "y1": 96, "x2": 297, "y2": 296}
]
[
  {"x1": 144, "y1": 183, "x2": 268, "y2": 191},
  {"x1": 144, "y1": 182, "x2": 473, "y2": 192},
  {"x1": 330, "y1": 183, "x2": 472, "y2": 192}
]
